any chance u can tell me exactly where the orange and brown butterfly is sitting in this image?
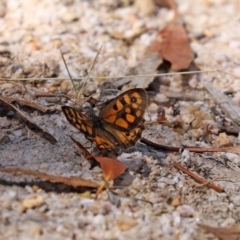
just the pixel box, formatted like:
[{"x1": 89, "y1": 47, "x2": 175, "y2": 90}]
[{"x1": 62, "y1": 88, "x2": 148, "y2": 151}]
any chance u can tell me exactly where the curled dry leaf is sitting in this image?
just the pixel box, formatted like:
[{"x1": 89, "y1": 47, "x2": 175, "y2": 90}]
[{"x1": 149, "y1": 22, "x2": 194, "y2": 71}]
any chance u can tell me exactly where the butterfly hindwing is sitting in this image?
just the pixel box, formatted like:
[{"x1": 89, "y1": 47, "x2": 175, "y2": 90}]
[
  {"x1": 105, "y1": 123, "x2": 145, "y2": 149},
  {"x1": 93, "y1": 129, "x2": 119, "y2": 151}
]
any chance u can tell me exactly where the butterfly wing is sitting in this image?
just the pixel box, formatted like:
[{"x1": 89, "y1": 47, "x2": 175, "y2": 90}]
[
  {"x1": 99, "y1": 88, "x2": 148, "y2": 132},
  {"x1": 62, "y1": 106, "x2": 96, "y2": 138},
  {"x1": 104, "y1": 123, "x2": 145, "y2": 149},
  {"x1": 62, "y1": 106, "x2": 118, "y2": 151},
  {"x1": 93, "y1": 129, "x2": 119, "y2": 151}
]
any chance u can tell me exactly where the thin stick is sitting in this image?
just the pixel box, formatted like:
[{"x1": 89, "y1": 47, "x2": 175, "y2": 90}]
[
  {"x1": 173, "y1": 161, "x2": 224, "y2": 193},
  {"x1": 140, "y1": 138, "x2": 180, "y2": 151},
  {"x1": 60, "y1": 48, "x2": 76, "y2": 91}
]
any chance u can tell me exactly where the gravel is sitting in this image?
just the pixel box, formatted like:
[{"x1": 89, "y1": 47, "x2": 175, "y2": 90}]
[{"x1": 1, "y1": 0, "x2": 240, "y2": 239}]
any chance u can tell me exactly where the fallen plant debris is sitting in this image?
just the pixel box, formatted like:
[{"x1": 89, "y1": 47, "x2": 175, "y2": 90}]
[
  {"x1": 199, "y1": 223, "x2": 240, "y2": 240},
  {"x1": 149, "y1": 22, "x2": 194, "y2": 70},
  {"x1": 71, "y1": 137, "x2": 127, "y2": 198},
  {"x1": 202, "y1": 80, "x2": 240, "y2": 123},
  {"x1": 71, "y1": 136, "x2": 127, "y2": 181},
  {"x1": 0, "y1": 0, "x2": 240, "y2": 239},
  {"x1": 0, "y1": 167, "x2": 99, "y2": 188},
  {"x1": 173, "y1": 162, "x2": 223, "y2": 193},
  {"x1": 148, "y1": 0, "x2": 194, "y2": 70},
  {"x1": 0, "y1": 95, "x2": 47, "y2": 113},
  {"x1": 0, "y1": 96, "x2": 57, "y2": 144},
  {"x1": 141, "y1": 137, "x2": 240, "y2": 155}
]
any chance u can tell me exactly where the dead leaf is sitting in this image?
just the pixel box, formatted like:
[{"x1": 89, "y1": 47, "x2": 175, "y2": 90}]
[
  {"x1": 199, "y1": 224, "x2": 240, "y2": 240},
  {"x1": 71, "y1": 137, "x2": 127, "y2": 181},
  {"x1": 153, "y1": 0, "x2": 172, "y2": 8},
  {"x1": 154, "y1": 0, "x2": 178, "y2": 18},
  {"x1": 71, "y1": 137, "x2": 127, "y2": 199},
  {"x1": 171, "y1": 195, "x2": 182, "y2": 207},
  {"x1": 94, "y1": 156, "x2": 127, "y2": 181},
  {"x1": 0, "y1": 167, "x2": 99, "y2": 188},
  {"x1": 149, "y1": 22, "x2": 194, "y2": 70}
]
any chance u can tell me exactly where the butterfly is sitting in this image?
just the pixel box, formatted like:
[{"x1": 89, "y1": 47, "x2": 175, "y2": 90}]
[{"x1": 62, "y1": 88, "x2": 148, "y2": 151}]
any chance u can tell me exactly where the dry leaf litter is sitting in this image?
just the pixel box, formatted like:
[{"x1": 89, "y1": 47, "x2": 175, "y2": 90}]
[{"x1": 1, "y1": 0, "x2": 240, "y2": 239}]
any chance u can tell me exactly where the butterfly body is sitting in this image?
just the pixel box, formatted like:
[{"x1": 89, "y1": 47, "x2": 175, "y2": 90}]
[{"x1": 62, "y1": 88, "x2": 148, "y2": 151}]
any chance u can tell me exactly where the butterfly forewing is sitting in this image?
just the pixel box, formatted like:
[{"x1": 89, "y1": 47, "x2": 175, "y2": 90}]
[
  {"x1": 99, "y1": 88, "x2": 148, "y2": 132},
  {"x1": 62, "y1": 106, "x2": 95, "y2": 137}
]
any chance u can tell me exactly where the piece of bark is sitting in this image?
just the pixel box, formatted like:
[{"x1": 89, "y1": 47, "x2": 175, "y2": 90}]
[
  {"x1": 0, "y1": 97, "x2": 57, "y2": 144},
  {"x1": 0, "y1": 95, "x2": 47, "y2": 113},
  {"x1": 0, "y1": 167, "x2": 99, "y2": 188},
  {"x1": 202, "y1": 80, "x2": 240, "y2": 123}
]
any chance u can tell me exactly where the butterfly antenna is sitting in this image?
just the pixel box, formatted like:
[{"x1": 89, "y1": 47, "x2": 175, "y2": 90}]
[
  {"x1": 77, "y1": 43, "x2": 104, "y2": 103},
  {"x1": 60, "y1": 45, "x2": 103, "y2": 106},
  {"x1": 60, "y1": 48, "x2": 89, "y2": 105}
]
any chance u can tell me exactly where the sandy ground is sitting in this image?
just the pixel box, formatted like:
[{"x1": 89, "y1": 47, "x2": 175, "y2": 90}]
[{"x1": 1, "y1": 0, "x2": 240, "y2": 239}]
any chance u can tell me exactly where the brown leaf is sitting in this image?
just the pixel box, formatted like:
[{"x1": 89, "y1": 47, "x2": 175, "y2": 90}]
[
  {"x1": 94, "y1": 155, "x2": 128, "y2": 199},
  {"x1": 153, "y1": 0, "x2": 172, "y2": 8},
  {"x1": 149, "y1": 22, "x2": 194, "y2": 70},
  {"x1": 0, "y1": 167, "x2": 99, "y2": 188},
  {"x1": 94, "y1": 156, "x2": 127, "y2": 181},
  {"x1": 199, "y1": 224, "x2": 240, "y2": 240},
  {"x1": 71, "y1": 137, "x2": 127, "y2": 181},
  {"x1": 70, "y1": 137, "x2": 127, "y2": 199}
]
